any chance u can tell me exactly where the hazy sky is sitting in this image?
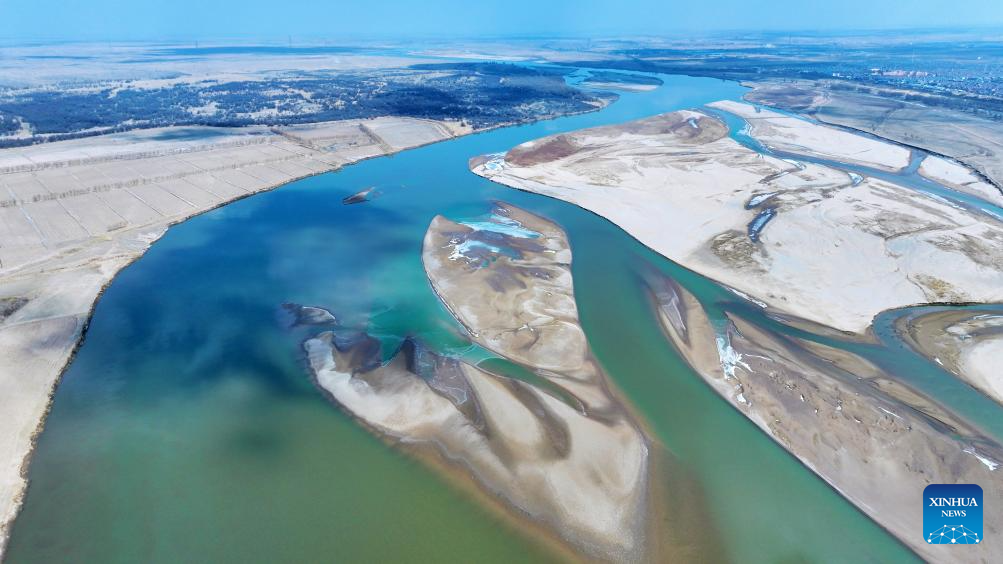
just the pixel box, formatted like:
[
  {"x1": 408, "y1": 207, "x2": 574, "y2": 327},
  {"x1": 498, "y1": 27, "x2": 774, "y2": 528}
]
[{"x1": 2, "y1": 0, "x2": 1002, "y2": 40}]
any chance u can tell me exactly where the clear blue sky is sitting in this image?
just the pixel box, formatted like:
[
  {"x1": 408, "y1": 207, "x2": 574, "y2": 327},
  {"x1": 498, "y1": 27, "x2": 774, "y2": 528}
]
[{"x1": 2, "y1": 0, "x2": 1002, "y2": 41}]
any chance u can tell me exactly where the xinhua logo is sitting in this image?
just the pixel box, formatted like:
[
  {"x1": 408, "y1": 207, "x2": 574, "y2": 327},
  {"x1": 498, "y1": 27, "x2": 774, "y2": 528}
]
[{"x1": 924, "y1": 484, "x2": 983, "y2": 545}]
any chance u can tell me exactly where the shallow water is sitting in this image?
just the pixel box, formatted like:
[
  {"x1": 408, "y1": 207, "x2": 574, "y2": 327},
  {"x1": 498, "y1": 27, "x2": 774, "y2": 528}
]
[{"x1": 8, "y1": 73, "x2": 933, "y2": 562}]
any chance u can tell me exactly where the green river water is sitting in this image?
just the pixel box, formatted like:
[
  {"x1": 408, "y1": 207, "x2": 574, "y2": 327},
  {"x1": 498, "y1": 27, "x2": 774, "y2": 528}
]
[{"x1": 10, "y1": 71, "x2": 978, "y2": 562}]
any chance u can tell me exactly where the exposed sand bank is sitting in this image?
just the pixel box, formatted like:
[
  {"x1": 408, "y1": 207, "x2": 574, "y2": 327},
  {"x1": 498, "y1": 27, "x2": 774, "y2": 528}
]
[
  {"x1": 305, "y1": 205, "x2": 671, "y2": 561},
  {"x1": 471, "y1": 109, "x2": 1003, "y2": 334},
  {"x1": 584, "y1": 82, "x2": 659, "y2": 92},
  {"x1": 645, "y1": 270, "x2": 1003, "y2": 563},
  {"x1": 744, "y1": 80, "x2": 1003, "y2": 191},
  {"x1": 898, "y1": 308, "x2": 1003, "y2": 406},
  {"x1": 0, "y1": 116, "x2": 467, "y2": 555},
  {"x1": 708, "y1": 100, "x2": 911, "y2": 171},
  {"x1": 963, "y1": 337, "x2": 1003, "y2": 402},
  {"x1": 918, "y1": 155, "x2": 1003, "y2": 207},
  {"x1": 579, "y1": 71, "x2": 663, "y2": 93},
  {"x1": 471, "y1": 108, "x2": 1003, "y2": 560}
]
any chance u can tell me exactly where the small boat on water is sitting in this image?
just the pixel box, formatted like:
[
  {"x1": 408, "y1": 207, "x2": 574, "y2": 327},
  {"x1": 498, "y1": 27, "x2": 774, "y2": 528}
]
[{"x1": 343, "y1": 186, "x2": 376, "y2": 205}]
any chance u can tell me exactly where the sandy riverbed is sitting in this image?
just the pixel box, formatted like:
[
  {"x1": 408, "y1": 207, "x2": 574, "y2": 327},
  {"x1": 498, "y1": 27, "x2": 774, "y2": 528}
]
[
  {"x1": 471, "y1": 108, "x2": 1003, "y2": 561},
  {"x1": 918, "y1": 155, "x2": 1003, "y2": 206},
  {"x1": 644, "y1": 269, "x2": 1003, "y2": 563},
  {"x1": 743, "y1": 80, "x2": 1003, "y2": 192},
  {"x1": 471, "y1": 108, "x2": 1003, "y2": 334},
  {"x1": 708, "y1": 100, "x2": 912, "y2": 171},
  {"x1": 898, "y1": 308, "x2": 1003, "y2": 407}
]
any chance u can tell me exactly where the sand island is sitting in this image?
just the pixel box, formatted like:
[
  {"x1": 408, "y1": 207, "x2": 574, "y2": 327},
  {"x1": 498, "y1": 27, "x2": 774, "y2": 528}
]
[
  {"x1": 305, "y1": 204, "x2": 674, "y2": 561},
  {"x1": 470, "y1": 104, "x2": 1003, "y2": 562}
]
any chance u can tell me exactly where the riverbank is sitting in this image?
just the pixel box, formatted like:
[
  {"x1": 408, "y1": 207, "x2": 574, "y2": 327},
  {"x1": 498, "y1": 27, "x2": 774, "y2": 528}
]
[{"x1": 0, "y1": 116, "x2": 471, "y2": 554}]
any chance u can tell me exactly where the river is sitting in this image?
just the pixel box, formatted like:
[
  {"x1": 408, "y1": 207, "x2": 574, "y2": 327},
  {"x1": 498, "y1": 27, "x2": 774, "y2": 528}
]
[{"x1": 7, "y1": 73, "x2": 935, "y2": 562}]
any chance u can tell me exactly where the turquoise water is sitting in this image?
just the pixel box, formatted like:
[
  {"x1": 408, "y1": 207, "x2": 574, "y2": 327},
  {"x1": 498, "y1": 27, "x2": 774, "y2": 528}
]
[{"x1": 7, "y1": 73, "x2": 928, "y2": 562}]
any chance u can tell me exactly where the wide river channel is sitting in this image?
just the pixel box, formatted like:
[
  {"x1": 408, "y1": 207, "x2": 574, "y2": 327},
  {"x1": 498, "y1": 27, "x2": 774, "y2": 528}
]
[{"x1": 13, "y1": 70, "x2": 996, "y2": 562}]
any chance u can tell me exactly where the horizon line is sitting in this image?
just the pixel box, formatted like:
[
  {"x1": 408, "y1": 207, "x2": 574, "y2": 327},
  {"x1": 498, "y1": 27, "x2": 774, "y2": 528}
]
[{"x1": 3, "y1": 24, "x2": 1003, "y2": 46}]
